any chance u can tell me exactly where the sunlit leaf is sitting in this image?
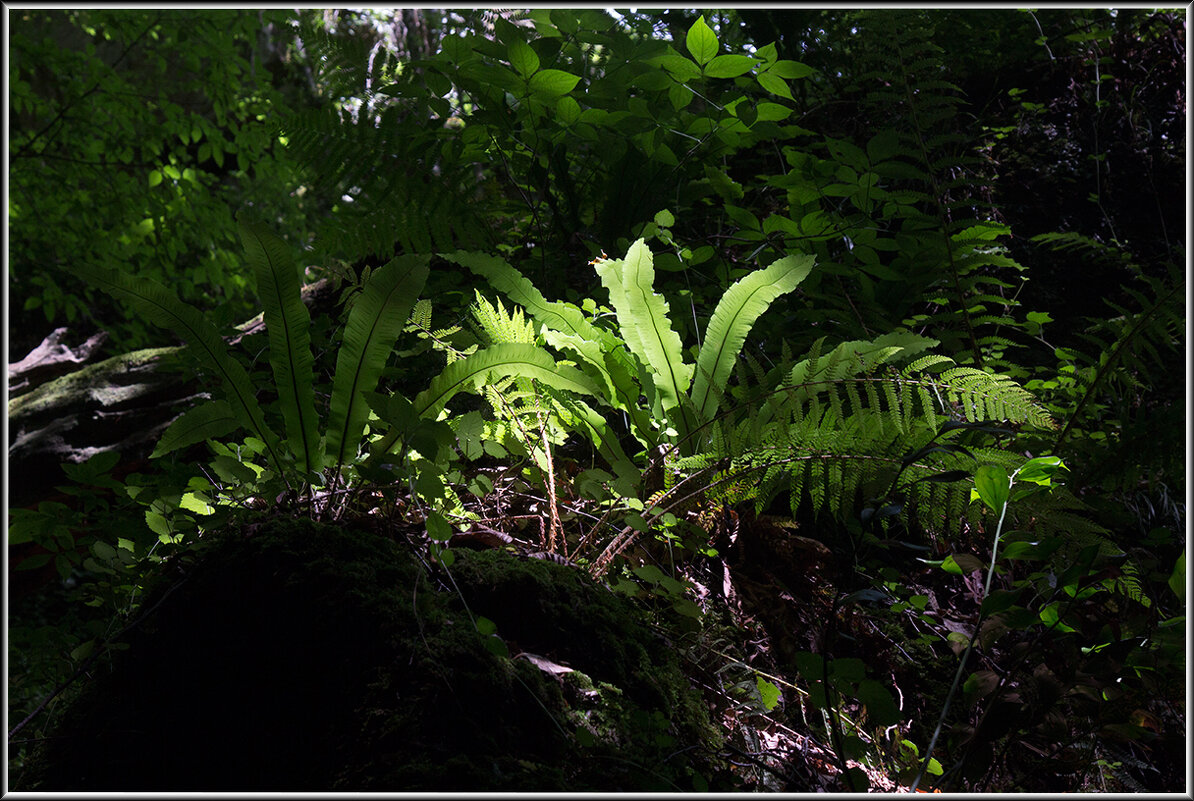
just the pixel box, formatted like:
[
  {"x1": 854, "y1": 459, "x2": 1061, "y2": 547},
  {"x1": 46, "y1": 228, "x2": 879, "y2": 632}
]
[{"x1": 685, "y1": 15, "x2": 718, "y2": 65}]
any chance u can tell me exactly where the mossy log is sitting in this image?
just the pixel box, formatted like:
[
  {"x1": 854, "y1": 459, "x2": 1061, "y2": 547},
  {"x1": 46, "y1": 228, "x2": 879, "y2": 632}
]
[{"x1": 16, "y1": 517, "x2": 724, "y2": 792}]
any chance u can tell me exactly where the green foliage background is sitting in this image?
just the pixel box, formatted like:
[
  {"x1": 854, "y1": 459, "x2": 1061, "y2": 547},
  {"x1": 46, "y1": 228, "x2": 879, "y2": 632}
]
[{"x1": 7, "y1": 7, "x2": 1185, "y2": 793}]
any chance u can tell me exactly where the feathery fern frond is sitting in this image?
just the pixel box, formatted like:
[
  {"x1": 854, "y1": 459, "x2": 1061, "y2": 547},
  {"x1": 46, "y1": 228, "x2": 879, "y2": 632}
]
[
  {"x1": 673, "y1": 340, "x2": 1055, "y2": 535},
  {"x1": 449, "y1": 249, "x2": 659, "y2": 448},
  {"x1": 1030, "y1": 251, "x2": 1185, "y2": 491},
  {"x1": 471, "y1": 291, "x2": 536, "y2": 346}
]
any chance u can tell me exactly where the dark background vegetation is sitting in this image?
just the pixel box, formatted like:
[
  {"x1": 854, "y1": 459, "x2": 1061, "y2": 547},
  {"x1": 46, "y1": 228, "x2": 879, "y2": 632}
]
[{"x1": 7, "y1": 8, "x2": 1186, "y2": 792}]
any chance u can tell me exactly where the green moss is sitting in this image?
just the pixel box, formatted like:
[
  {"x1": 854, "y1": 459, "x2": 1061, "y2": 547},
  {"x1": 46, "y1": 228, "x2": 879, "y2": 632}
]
[
  {"x1": 19, "y1": 518, "x2": 722, "y2": 792},
  {"x1": 8, "y1": 346, "x2": 182, "y2": 420}
]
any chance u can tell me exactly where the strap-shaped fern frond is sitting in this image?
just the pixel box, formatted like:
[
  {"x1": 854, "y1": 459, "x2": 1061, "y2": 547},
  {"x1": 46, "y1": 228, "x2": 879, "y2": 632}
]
[
  {"x1": 410, "y1": 343, "x2": 600, "y2": 420},
  {"x1": 74, "y1": 262, "x2": 285, "y2": 476},
  {"x1": 445, "y1": 250, "x2": 595, "y2": 340},
  {"x1": 325, "y1": 254, "x2": 430, "y2": 469},
  {"x1": 150, "y1": 400, "x2": 240, "y2": 459},
  {"x1": 596, "y1": 239, "x2": 693, "y2": 426},
  {"x1": 239, "y1": 220, "x2": 322, "y2": 476},
  {"x1": 691, "y1": 253, "x2": 815, "y2": 424}
]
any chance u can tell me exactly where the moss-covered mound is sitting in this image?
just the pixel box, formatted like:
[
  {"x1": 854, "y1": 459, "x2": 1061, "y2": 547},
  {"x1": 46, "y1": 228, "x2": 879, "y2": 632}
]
[{"x1": 19, "y1": 517, "x2": 721, "y2": 791}]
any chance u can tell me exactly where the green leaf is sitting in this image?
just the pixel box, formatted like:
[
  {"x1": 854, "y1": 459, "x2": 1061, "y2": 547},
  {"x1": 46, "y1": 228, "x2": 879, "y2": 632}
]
[
  {"x1": 685, "y1": 15, "x2": 718, "y2": 65},
  {"x1": 1015, "y1": 455, "x2": 1066, "y2": 486},
  {"x1": 782, "y1": 331, "x2": 937, "y2": 407},
  {"x1": 326, "y1": 254, "x2": 430, "y2": 469},
  {"x1": 830, "y1": 657, "x2": 866, "y2": 684},
  {"x1": 756, "y1": 676, "x2": 781, "y2": 711},
  {"x1": 145, "y1": 510, "x2": 171, "y2": 539},
  {"x1": 528, "y1": 69, "x2": 580, "y2": 96},
  {"x1": 596, "y1": 239, "x2": 693, "y2": 431},
  {"x1": 425, "y1": 510, "x2": 453, "y2": 541},
  {"x1": 561, "y1": 398, "x2": 641, "y2": 491},
  {"x1": 1169, "y1": 549, "x2": 1185, "y2": 603},
  {"x1": 556, "y1": 95, "x2": 581, "y2": 125},
  {"x1": 483, "y1": 636, "x2": 509, "y2": 658},
  {"x1": 755, "y1": 102, "x2": 792, "y2": 121},
  {"x1": 668, "y1": 82, "x2": 692, "y2": 110},
  {"x1": 768, "y1": 59, "x2": 814, "y2": 79},
  {"x1": 239, "y1": 220, "x2": 321, "y2": 476},
  {"x1": 70, "y1": 639, "x2": 96, "y2": 662},
  {"x1": 756, "y1": 70, "x2": 792, "y2": 100},
  {"x1": 180, "y1": 491, "x2": 214, "y2": 515},
  {"x1": 653, "y1": 208, "x2": 675, "y2": 228},
  {"x1": 704, "y1": 53, "x2": 756, "y2": 78},
  {"x1": 866, "y1": 129, "x2": 900, "y2": 163},
  {"x1": 447, "y1": 251, "x2": 592, "y2": 339},
  {"x1": 448, "y1": 251, "x2": 655, "y2": 444},
  {"x1": 691, "y1": 253, "x2": 815, "y2": 423},
  {"x1": 151, "y1": 400, "x2": 240, "y2": 458},
  {"x1": 411, "y1": 343, "x2": 599, "y2": 420},
  {"x1": 507, "y1": 39, "x2": 539, "y2": 78},
  {"x1": 652, "y1": 53, "x2": 702, "y2": 82},
  {"x1": 793, "y1": 651, "x2": 824, "y2": 681},
  {"x1": 999, "y1": 540, "x2": 1044, "y2": 561},
  {"x1": 974, "y1": 464, "x2": 1011, "y2": 513},
  {"x1": 942, "y1": 553, "x2": 985, "y2": 575},
  {"x1": 549, "y1": 9, "x2": 578, "y2": 34},
  {"x1": 856, "y1": 679, "x2": 902, "y2": 727},
  {"x1": 74, "y1": 262, "x2": 284, "y2": 474}
]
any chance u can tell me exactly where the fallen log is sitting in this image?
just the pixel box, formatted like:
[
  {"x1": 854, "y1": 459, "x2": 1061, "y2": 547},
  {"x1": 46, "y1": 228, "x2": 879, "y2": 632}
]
[{"x1": 7, "y1": 278, "x2": 336, "y2": 508}]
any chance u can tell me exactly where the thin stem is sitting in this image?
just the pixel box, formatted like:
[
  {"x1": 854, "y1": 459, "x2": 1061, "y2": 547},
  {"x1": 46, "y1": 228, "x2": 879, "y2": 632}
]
[{"x1": 910, "y1": 466, "x2": 1016, "y2": 791}]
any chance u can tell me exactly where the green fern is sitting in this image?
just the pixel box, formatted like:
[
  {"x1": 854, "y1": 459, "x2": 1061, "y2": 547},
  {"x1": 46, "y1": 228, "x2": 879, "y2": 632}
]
[
  {"x1": 239, "y1": 220, "x2": 322, "y2": 476},
  {"x1": 471, "y1": 292, "x2": 537, "y2": 346},
  {"x1": 324, "y1": 254, "x2": 431, "y2": 468},
  {"x1": 448, "y1": 241, "x2": 1063, "y2": 563},
  {"x1": 675, "y1": 344, "x2": 1056, "y2": 536},
  {"x1": 845, "y1": 11, "x2": 1034, "y2": 372},
  {"x1": 73, "y1": 262, "x2": 287, "y2": 478},
  {"x1": 283, "y1": 104, "x2": 492, "y2": 262}
]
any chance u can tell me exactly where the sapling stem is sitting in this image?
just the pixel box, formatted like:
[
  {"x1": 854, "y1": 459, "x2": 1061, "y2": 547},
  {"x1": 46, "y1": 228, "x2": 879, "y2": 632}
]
[{"x1": 910, "y1": 458, "x2": 1052, "y2": 792}]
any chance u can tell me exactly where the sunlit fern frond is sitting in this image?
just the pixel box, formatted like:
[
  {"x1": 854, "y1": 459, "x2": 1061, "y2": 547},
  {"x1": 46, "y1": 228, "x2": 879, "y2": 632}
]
[
  {"x1": 659, "y1": 337, "x2": 1055, "y2": 538},
  {"x1": 471, "y1": 291, "x2": 537, "y2": 346}
]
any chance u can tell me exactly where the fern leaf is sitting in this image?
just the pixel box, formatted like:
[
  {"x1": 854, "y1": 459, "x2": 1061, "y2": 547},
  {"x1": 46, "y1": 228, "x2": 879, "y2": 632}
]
[
  {"x1": 74, "y1": 262, "x2": 284, "y2": 474},
  {"x1": 692, "y1": 253, "x2": 815, "y2": 423},
  {"x1": 150, "y1": 400, "x2": 240, "y2": 459},
  {"x1": 597, "y1": 239, "x2": 694, "y2": 427},
  {"x1": 239, "y1": 220, "x2": 322, "y2": 476},
  {"x1": 325, "y1": 254, "x2": 430, "y2": 468},
  {"x1": 557, "y1": 396, "x2": 642, "y2": 490},
  {"x1": 449, "y1": 250, "x2": 650, "y2": 434},
  {"x1": 446, "y1": 250, "x2": 595, "y2": 339},
  {"x1": 410, "y1": 343, "x2": 599, "y2": 421}
]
